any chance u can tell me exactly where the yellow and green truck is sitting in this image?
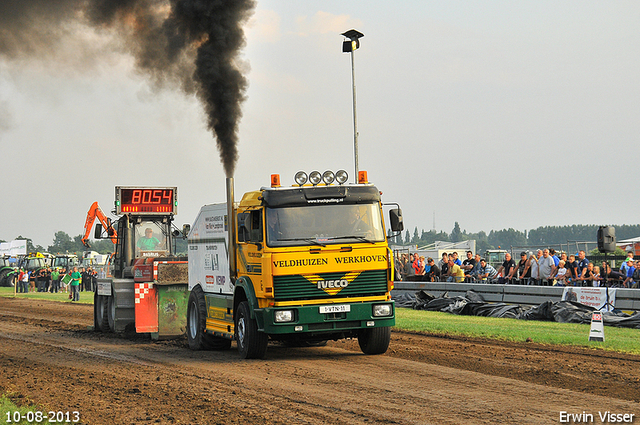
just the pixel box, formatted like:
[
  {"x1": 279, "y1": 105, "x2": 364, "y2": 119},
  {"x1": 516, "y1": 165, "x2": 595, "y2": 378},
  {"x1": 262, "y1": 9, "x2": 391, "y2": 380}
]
[{"x1": 186, "y1": 171, "x2": 403, "y2": 359}]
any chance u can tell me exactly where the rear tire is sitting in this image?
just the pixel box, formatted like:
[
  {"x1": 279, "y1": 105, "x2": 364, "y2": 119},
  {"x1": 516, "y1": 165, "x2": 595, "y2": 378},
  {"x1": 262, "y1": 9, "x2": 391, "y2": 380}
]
[
  {"x1": 358, "y1": 326, "x2": 391, "y2": 355},
  {"x1": 235, "y1": 301, "x2": 268, "y2": 359},
  {"x1": 94, "y1": 293, "x2": 110, "y2": 332},
  {"x1": 187, "y1": 286, "x2": 219, "y2": 350}
]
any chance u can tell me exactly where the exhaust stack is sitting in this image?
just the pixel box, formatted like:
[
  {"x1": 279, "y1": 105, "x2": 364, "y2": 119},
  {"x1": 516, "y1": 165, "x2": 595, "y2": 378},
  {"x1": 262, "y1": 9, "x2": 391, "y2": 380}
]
[{"x1": 226, "y1": 177, "x2": 237, "y2": 283}]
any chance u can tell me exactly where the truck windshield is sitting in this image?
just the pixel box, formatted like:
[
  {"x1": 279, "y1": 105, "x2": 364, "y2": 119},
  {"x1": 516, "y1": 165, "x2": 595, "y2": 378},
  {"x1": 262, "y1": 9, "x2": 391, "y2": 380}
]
[
  {"x1": 135, "y1": 221, "x2": 169, "y2": 257},
  {"x1": 266, "y1": 203, "x2": 385, "y2": 247}
]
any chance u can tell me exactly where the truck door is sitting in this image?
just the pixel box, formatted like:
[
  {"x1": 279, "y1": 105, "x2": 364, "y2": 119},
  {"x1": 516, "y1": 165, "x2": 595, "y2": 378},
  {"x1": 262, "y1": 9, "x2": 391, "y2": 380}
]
[{"x1": 237, "y1": 210, "x2": 265, "y2": 293}]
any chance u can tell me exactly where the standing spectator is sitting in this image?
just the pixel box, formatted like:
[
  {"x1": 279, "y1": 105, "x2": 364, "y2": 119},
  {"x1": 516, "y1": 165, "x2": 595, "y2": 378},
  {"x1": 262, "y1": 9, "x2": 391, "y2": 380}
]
[
  {"x1": 425, "y1": 258, "x2": 440, "y2": 281},
  {"x1": 35, "y1": 268, "x2": 46, "y2": 292},
  {"x1": 44, "y1": 267, "x2": 52, "y2": 292},
  {"x1": 438, "y1": 252, "x2": 448, "y2": 270},
  {"x1": 620, "y1": 251, "x2": 634, "y2": 276},
  {"x1": 581, "y1": 263, "x2": 596, "y2": 286},
  {"x1": 549, "y1": 249, "x2": 560, "y2": 267},
  {"x1": 445, "y1": 258, "x2": 465, "y2": 283},
  {"x1": 452, "y1": 252, "x2": 462, "y2": 266},
  {"x1": 551, "y1": 260, "x2": 569, "y2": 286},
  {"x1": 516, "y1": 252, "x2": 531, "y2": 284},
  {"x1": 622, "y1": 259, "x2": 635, "y2": 288},
  {"x1": 523, "y1": 251, "x2": 541, "y2": 285},
  {"x1": 399, "y1": 254, "x2": 408, "y2": 280},
  {"x1": 538, "y1": 249, "x2": 555, "y2": 286},
  {"x1": 497, "y1": 253, "x2": 516, "y2": 284},
  {"x1": 22, "y1": 269, "x2": 30, "y2": 293},
  {"x1": 475, "y1": 258, "x2": 498, "y2": 282},
  {"x1": 631, "y1": 261, "x2": 640, "y2": 289},
  {"x1": 462, "y1": 251, "x2": 476, "y2": 281},
  {"x1": 575, "y1": 250, "x2": 590, "y2": 285},
  {"x1": 439, "y1": 253, "x2": 450, "y2": 277},
  {"x1": 592, "y1": 266, "x2": 602, "y2": 287},
  {"x1": 565, "y1": 255, "x2": 578, "y2": 284},
  {"x1": 51, "y1": 268, "x2": 60, "y2": 293},
  {"x1": 404, "y1": 254, "x2": 416, "y2": 280},
  {"x1": 60, "y1": 268, "x2": 68, "y2": 293},
  {"x1": 79, "y1": 267, "x2": 86, "y2": 291},
  {"x1": 412, "y1": 255, "x2": 424, "y2": 276},
  {"x1": 394, "y1": 254, "x2": 403, "y2": 281},
  {"x1": 70, "y1": 266, "x2": 81, "y2": 301}
]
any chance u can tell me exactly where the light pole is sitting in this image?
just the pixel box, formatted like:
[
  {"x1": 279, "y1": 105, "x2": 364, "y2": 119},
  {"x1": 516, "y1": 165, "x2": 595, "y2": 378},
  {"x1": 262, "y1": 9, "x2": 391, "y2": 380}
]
[{"x1": 342, "y1": 29, "x2": 364, "y2": 182}]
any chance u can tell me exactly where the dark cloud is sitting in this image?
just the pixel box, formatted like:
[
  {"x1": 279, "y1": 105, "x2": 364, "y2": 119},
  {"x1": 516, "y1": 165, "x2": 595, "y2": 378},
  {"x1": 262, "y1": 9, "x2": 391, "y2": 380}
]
[{"x1": 0, "y1": 0, "x2": 256, "y2": 177}]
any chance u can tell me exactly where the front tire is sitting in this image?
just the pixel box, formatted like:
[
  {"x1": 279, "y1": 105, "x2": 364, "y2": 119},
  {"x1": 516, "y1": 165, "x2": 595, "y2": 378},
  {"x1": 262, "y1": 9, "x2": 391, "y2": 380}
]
[
  {"x1": 235, "y1": 301, "x2": 268, "y2": 359},
  {"x1": 358, "y1": 326, "x2": 391, "y2": 355}
]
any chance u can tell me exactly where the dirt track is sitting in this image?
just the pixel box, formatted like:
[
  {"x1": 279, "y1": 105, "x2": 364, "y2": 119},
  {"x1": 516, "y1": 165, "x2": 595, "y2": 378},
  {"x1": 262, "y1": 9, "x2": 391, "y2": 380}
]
[{"x1": 0, "y1": 297, "x2": 639, "y2": 424}]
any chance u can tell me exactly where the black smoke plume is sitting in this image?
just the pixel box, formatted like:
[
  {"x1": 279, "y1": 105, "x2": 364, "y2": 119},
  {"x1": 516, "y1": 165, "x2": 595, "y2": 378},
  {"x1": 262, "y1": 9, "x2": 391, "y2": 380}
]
[{"x1": 0, "y1": 0, "x2": 256, "y2": 177}]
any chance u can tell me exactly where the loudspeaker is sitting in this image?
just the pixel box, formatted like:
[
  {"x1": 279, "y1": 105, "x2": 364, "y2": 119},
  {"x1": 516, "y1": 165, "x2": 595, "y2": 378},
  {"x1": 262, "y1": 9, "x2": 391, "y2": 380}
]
[{"x1": 597, "y1": 226, "x2": 616, "y2": 253}]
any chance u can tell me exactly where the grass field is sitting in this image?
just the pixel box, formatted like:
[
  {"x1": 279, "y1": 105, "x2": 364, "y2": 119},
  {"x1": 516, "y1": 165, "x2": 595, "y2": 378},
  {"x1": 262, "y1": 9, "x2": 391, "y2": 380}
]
[
  {"x1": 1, "y1": 287, "x2": 638, "y2": 354},
  {"x1": 396, "y1": 307, "x2": 640, "y2": 355},
  {"x1": 0, "y1": 394, "x2": 38, "y2": 425}
]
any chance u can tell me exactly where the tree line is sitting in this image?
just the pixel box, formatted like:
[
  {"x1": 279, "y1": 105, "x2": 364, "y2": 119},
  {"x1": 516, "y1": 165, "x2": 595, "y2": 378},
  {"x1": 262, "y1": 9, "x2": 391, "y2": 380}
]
[
  {"x1": 394, "y1": 223, "x2": 640, "y2": 253},
  {"x1": 3, "y1": 231, "x2": 187, "y2": 256}
]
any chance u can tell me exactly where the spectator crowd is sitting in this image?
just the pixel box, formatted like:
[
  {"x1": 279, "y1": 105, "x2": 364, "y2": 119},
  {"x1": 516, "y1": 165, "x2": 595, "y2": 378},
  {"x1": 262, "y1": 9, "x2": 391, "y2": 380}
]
[
  {"x1": 13, "y1": 266, "x2": 98, "y2": 301},
  {"x1": 395, "y1": 249, "x2": 640, "y2": 288}
]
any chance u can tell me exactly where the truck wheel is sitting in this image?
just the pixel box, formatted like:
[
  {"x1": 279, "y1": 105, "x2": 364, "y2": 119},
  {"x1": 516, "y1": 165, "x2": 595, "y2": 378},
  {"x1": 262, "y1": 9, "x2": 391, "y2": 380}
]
[
  {"x1": 235, "y1": 301, "x2": 268, "y2": 359},
  {"x1": 358, "y1": 326, "x2": 391, "y2": 355},
  {"x1": 187, "y1": 286, "x2": 215, "y2": 350},
  {"x1": 94, "y1": 293, "x2": 110, "y2": 332}
]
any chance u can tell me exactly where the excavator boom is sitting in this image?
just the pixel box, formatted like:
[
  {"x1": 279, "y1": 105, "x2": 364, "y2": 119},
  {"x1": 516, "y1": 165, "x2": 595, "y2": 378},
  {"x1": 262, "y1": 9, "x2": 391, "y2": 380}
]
[{"x1": 82, "y1": 202, "x2": 118, "y2": 247}]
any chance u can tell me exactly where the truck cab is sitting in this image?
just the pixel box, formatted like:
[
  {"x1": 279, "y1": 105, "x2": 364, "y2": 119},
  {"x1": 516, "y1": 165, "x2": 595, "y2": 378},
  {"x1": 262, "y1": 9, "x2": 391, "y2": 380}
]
[{"x1": 187, "y1": 171, "x2": 403, "y2": 358}]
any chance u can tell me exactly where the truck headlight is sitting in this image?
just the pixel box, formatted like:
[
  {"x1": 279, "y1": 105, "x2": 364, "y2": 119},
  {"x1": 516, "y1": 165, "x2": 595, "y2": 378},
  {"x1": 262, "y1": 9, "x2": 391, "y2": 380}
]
[
  {"x1": 372, "y1": 304, "x2": 392, "y2": 317},
  {"x1": 275, "y1": 310, "x2": 294, "y2": 323}
]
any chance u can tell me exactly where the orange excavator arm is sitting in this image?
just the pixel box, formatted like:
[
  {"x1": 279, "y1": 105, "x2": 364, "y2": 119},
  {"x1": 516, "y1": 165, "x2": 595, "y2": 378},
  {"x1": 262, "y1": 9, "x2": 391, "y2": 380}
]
[{"x1": 82, "y1": 202, "x2": 118, "y2": 248}]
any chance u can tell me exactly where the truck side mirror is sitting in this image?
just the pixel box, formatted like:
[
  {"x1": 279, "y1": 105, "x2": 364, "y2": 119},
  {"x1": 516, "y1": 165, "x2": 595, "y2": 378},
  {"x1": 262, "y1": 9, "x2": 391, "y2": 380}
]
[
  {"x1": 94, "y1": 223, "x2": 103, "y2": 239},
  {"x1": 389, "y1": 208, "x2": 403, "y2": 232},
  {"x1": 182, "y1": 224, "x2": 191, "y2": 238}
]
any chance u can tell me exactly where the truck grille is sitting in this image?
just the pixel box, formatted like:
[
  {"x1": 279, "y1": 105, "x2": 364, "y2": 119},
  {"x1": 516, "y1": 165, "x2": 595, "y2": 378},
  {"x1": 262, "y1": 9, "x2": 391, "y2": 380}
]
[{"x1": 273, "y1": 269, "x2": 387, "y2": 301}]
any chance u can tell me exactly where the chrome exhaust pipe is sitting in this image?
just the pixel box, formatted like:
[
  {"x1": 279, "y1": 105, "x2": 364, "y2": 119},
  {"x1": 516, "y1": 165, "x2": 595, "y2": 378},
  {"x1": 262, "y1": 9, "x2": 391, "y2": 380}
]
[{"x1": 226, "y1": 177, "x2": 237, "y2": 283}]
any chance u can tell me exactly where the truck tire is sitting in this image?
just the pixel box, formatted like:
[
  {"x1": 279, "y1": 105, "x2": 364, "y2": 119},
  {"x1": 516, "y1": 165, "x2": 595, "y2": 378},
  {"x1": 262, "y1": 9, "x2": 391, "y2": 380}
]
[
  {"x1": 107, "y1": 295, "x2": 116, "y2": 332},
  {"x1": 187, "y1": 286, "x2": 219, "y2": 350},
  {"x1": 235, "y1": 301, "x2": 268, "y2": 359},
  {"x1": 358, "y1": 326, "x2": 391, "y2": 355},
  {"x1": 94, "y1": 293, "x2": 110, "y2": 332}
]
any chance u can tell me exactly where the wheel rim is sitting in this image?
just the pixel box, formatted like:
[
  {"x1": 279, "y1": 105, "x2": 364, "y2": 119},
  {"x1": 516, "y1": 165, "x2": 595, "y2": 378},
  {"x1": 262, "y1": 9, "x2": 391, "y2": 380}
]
[{"x1": 237, "y1": 315, "x2": 246, "y2": 348}]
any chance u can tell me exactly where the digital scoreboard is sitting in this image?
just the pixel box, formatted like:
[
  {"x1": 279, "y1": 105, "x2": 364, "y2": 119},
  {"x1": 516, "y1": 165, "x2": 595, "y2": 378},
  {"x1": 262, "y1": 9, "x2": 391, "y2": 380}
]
[{"x1": 115, "y1": 186, "x2": 177, "y2": 215}]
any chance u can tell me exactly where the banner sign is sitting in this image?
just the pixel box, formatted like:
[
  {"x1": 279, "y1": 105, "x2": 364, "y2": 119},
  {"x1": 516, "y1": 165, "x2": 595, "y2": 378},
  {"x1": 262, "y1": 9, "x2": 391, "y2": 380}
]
[
  {"x1": 0, "y1": 240, "x2": 27, "y2": 256},
  {"x1": 562, "y1": 287, "x2": 616, "y2": 312}
]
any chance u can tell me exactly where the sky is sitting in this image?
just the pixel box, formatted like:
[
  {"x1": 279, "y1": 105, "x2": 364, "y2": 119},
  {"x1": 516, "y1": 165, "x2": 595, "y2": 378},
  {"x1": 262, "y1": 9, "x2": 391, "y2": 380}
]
[{"x1": 1, "y1": 1, "x2": 639, "y2": 248}]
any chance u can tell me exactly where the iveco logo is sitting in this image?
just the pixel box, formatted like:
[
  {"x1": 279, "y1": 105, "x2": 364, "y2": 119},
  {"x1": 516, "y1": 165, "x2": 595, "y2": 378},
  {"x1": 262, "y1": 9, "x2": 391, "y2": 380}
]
[
  {"x1": 317, "y1": 279, "x2": 349, "y2": 290},
  {"x1": 305, "y1": 272, "x2": 362, "y2": 296}
]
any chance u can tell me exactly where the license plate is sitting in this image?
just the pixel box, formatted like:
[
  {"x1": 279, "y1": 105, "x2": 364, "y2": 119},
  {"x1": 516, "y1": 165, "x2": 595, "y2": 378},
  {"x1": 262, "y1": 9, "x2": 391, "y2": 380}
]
[{"x1": 319, "y1": 304, "x2": 350, "y2": 314}]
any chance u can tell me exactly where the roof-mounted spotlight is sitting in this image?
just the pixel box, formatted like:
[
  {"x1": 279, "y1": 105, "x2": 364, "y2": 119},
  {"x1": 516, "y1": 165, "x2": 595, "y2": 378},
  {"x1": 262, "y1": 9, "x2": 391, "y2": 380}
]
[
  {"x1": 309, "y1": 171, "x2": 322, "y2": 186},
  {"x1": 322, "y1": 170, "x2": 335, "y2": 185},
  {"x1": 294, "y1": 171, "x2": 308, "y2": 186},
  {"x1": 335, "y1": 170, "x2": 349, "y2": 185}
]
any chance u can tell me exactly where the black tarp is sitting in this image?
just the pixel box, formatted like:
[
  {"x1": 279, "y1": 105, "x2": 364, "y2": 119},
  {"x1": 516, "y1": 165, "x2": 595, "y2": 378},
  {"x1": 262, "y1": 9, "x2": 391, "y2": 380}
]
[{"x1": 393, "y1": 290, "x2": 640, "y2": 329}]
